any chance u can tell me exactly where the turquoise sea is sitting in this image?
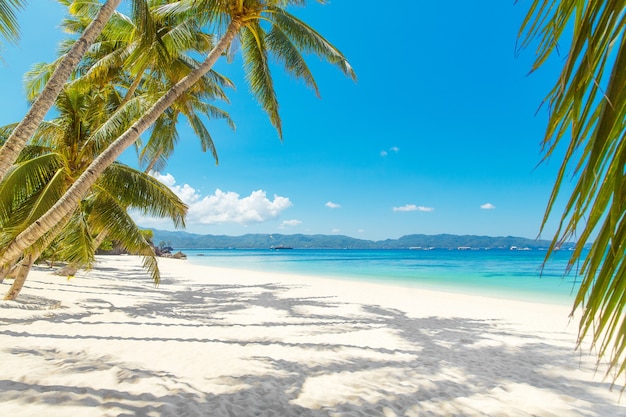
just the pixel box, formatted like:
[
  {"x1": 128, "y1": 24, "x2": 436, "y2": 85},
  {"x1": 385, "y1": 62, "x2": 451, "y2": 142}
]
[{"x1": 183, "y1": 248, "x2": 584, "y2": 306}]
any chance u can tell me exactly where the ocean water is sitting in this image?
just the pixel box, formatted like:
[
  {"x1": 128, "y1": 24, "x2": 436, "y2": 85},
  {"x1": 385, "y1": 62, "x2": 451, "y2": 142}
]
[{"x1": 183, "y1": 248, "x2": 584, "y2": 305}]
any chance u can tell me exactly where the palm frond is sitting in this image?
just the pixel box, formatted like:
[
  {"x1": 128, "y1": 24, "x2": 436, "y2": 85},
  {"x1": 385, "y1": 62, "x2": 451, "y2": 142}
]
[
  {"x1": 23, "y1": 59, "x2": 66, "y2": 102},
  {"x1": 520, "y1": 0, "x2": 626, "y2": 386},
  {"x1": 1, "y1": 168, "x2": 69, "y2": 236},
  {"x1": 97, "y1": 162, "x2": 187, "y2": 228},
  {"x1": 139, "y1": 109, "x2": 179, "y2": 171},
  {"x1": 266, "y1": 25, "x2": 319, "y2": 96},
  {"x1": 55, "y1": 208, "x2": 97, "y2": 268},
  {"x1": 154, "y1": 0, "x2": 231, "y2": 32},
  {"x1": 87, "y1": 94, "x2": 150, "y2": 153},
  {"x1": 241, "y1": 22, "x2": 281, "y2": 137},
  {"x1": 0, "y1": 0, "x2": 25, "y2": 44},
  {"x1": 0, "y1": 153, "x2": 65, "y2": 220},
  {"x1": 186, "y1": 112, "x2": 218, "y2": 162},
  {"x1": 267, "y1": 6, "x2": 356, "y2": 81},
  {"x1": 87, "y1": 191, "x2": 161, "y2": 284},
  {"x1": 192, "y1": 100, "x2": 235, "y2": 130},
  {"x1": 0, "y1": 122, "x2": 18, "y2": 145}
]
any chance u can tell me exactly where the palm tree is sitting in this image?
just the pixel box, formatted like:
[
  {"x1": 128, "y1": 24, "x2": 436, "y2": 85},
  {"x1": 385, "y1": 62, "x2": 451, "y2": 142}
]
[
  {"x1": 0, "y1": 0, "x2": 355, "y2": 273},
  {"x1": 0, "y1": 0, "x2": 25, "y2": 46},
  {"x1": 0, "y1": 154, "x2": 188, "y2": 300},
  {"x1": 0, "y1": 1, "x2": 235, "y2": 296},
  {"x1": 0, "y1": 84, "x2": 188, "y2": 299},
  {"x1": 519, "y1": 1, "x2": 626, "y2": 384},
  {"x1": 0, "y1": 0, "x2": 123, "y2": 181},
  {"x1": 56, "y1": 2, "x2": 235, "y2": 170}
]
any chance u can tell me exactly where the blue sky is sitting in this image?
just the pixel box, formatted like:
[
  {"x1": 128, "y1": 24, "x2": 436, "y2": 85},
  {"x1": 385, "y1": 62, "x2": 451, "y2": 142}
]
[{"x1": 0, "y1": 1, "x2": 575, "y2": 241}]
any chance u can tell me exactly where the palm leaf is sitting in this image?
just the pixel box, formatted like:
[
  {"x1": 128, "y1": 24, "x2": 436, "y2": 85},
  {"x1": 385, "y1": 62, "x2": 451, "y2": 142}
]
[
  {"x1": 97, "y1": 162, "x2": 187, "y2": 228},
  {"x1": 0, "y1": 153, "x2": 65, "y2": 220},
  {"x1": 0, "y1": 0, "x2": 24, "y2": 44},
  {"x1": 55, "y1": 207, "x2": 97, "y2": 269},
  {"x1": 86, "y1": 191, "x2": 161, "y2": 284},
  {"x1": 267, "y1": 6, "x2": 356, "y2": 81},
  {"x1": 266, "y1": 25, "x2": 319, "y2": 96},
  {"x1": 1, "y1": 168, "x2": 69, "y2": 236},
  {"x1": 520, "y1": 0, "x2": 626, "y2": 386},
  {"x1": 240, "y1": 22, "x2": 281, "y2": 137}
]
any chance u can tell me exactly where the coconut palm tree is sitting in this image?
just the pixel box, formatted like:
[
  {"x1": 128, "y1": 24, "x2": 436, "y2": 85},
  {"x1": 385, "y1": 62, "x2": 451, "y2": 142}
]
[
  {"x1": 59, "y1": 1, "x2": 236, "y2": 170},
  {"x1": 0, "y1": 84, "x2": 188, "y2": 299},
  {"x1": 0, "y1": 0, "x2": 355, "y2": 274},
  {"x1": 0, "y1": 153, "x2": 188, "y2": 300},
  {"x1": 519, "y1": 1, "x2": 626, "y2": 384},
  {"x1": 0, "y1": 1, "x2": 236, "y2": 297},
  {"x1": 0, "y1": 0, "x2": 125, "y2": 181}
]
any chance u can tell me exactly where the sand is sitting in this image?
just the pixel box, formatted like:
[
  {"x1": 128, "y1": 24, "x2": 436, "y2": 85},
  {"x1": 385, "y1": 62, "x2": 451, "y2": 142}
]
[{"x1": 0, "y1": 255, "x2": 623, "y2": 416}]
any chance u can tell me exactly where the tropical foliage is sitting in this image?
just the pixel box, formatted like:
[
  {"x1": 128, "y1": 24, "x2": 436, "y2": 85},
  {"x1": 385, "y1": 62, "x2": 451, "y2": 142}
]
[
  {"x1": 0, "y1": 80, "x2": 189, "y2": 299},
  {"x1": 0, "y1": 0, "x2": 355, "y2": 282},
  {"x1": 0, "y1": 0, "x2": 236, "y2": 298},
  {"x1": 54, "y1": 0, "x2": 235, "y2": 171},
  {"x1": 519, "y1": 1, "x2": 626, "y2": 385},
  {"x1": 0, "y1": 0, "x2": 25, "y2": 46},
  {"x1": 0, "y1": 0, "x2": 122, "y2": 181}
]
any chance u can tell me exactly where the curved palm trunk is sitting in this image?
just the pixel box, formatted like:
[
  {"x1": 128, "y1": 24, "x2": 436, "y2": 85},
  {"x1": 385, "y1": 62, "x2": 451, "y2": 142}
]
[
  {"x1": 119, "y1": 61, "x2": 149, "y2": 107},
  {"x1": 0, "y1": 19, "x2": 242, "y2": 270},
  {"x1": 93, "y1": 230, "x2": 110, "y2": 251},
  {"x1": 4, "y1": 253, "x2": 35, "y2": 300},
  {"x1": 0, "y1": 261, "x2": 19, "y2": 284},
  {"x1": 1, "y1": 211, "x2": 73, "y2": 299},
  {"x1": 0, "y1": 0, "x2": 121, "y2": 181},
  {"x1": 144, "y1": 150, "x2": 162, "y2": 173}
]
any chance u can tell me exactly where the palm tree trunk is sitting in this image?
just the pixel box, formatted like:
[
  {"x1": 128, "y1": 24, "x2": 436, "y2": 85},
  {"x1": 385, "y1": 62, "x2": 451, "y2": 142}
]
[
  {"x1": 1, "y1": 212, "x2": 73, "y2": 298},
  {"x1": 144, "y1": 150, "x2": 162, "y2": 173},
  {"x1": 0, "y1": 19, "x2": 242, "y2": 270},
  {"x1": 0, "y1": 0, "x2": 121, "y2": 181},
  {"x1": 4, "y1": 253, "x2": 35, "y2": 301},
  {"x1": 119, "y1": 61, "x2": 149, "y2": 107},
  {"x1": 0, "y1": 261, "x2": 19, "y2": 284},
  {"x1": 93, "y1": 230, "x2": 110, "y2": 250}
]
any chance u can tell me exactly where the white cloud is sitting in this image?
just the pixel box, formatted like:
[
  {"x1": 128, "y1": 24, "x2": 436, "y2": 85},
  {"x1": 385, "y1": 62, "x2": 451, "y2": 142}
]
[
  {"x1": 144, "y1": 172, "x2": 292, "y2": 226},
  {"x1": 393, "y1": 204, "x2": 434, "y2": 212},
  {"x1": 481, "y1": 203, "x2": 496, "y2": 210},
  {"x1": 393, "y1": 204, "x2": 417, "y2": 212},
  {"x1": 381, "y1": 146, "x2": 399, "y2": 157},
  {"x1": 191, "y1": 189, "x2": 292, "y2": 224},
  {"x1": 150, "y1": 171, "x2": 199, "y2": 204},
  {"x1": 331, "y1": 228, "x2": 341, "y2": 233},
  {"x1": 325, "y1": 201, "x2": 341, "y2": 209},
  {"x1": 150, "y1": 171, "x2": 176, "y2": 187},
  {"x1": 281, "y1": 219, "x2": 302, "y2": 227}
]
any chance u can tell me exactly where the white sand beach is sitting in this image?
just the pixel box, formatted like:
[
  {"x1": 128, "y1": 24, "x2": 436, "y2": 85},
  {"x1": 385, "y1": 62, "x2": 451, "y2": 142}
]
[{"x1": 0, "y1": 255, "x2": 623, "y2": 416}]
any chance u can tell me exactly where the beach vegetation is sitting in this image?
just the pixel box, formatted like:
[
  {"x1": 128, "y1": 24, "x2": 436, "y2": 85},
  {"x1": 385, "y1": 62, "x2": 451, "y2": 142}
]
[
  {"x1": 0, "y1": 0, "x2": 355, "y2": 290},
  {"x1": 0, "y1": 80, "x2": 189, "y2": 299},
  {"x1": 0, "y1": 0, "x2": 231, "y2": 295},
  {"x1": 520, "y1": 0, "x2": 626, "y2": 386},
  {"x1": 0, "y1": 0, "x2": 122, "y2": 181}
]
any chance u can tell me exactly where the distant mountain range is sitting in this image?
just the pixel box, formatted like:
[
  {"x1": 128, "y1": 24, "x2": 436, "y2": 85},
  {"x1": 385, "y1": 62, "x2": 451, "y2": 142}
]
[{"x1": 150, "y1": 229, "x2": 574, "y2": 250}]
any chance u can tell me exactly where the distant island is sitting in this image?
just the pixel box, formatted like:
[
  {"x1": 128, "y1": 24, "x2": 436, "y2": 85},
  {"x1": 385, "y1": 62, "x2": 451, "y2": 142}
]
[{"x1": 149, "y1": 230, "x2": 576, "y2": 251}]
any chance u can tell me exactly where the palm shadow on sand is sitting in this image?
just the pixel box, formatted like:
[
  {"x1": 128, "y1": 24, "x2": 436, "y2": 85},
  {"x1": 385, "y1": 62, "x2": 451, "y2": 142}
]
[{"x1": 0, "y1": 261, "x2": 621, "y2": 416}]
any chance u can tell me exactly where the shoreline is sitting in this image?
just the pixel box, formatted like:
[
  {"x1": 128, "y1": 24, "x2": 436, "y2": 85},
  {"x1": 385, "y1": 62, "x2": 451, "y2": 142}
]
[
  {"x1": 183, "y1": 251, "x2": 580, "y2": 308},
  {"x1": 0, "y1": 255, "x2": 623, "y2": 416}
]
